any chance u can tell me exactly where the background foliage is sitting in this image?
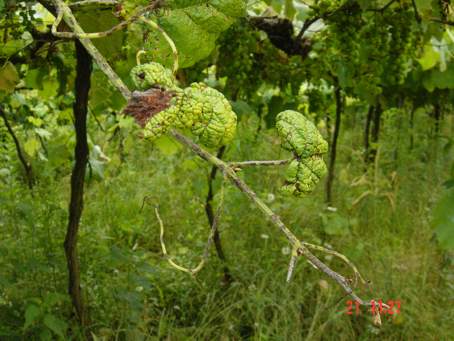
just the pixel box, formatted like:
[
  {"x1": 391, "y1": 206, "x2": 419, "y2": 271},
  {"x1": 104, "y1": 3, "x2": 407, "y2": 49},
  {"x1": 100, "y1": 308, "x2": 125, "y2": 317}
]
[{"x1": 1, "y1": 0, "x2": 453, "y2": 339}]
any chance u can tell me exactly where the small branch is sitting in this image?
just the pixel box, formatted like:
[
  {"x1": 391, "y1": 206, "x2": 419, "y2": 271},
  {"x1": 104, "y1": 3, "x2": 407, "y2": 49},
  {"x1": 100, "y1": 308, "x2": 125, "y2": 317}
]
[
  {"x1": 411, "y1": 0, "x2": 422, "y2": 23},
  {"x1": 430, "y1": 18, "x2": 454, "y2": 26},
  {"x1": 365, "y1": 0, "x2": 397, "y2": 13},
  {"x1": 379, "y1": 0, "x2": 397, "y2": 11},
  {"x1": 205, "y1": 146, "x2": 232, "y2": 283},
  {"x1": 51, "y1": 0, "x2": 131, "y2": 98},
  {"x1": 52, "y1": 0, "x2": 162, "y2": 40},
  {"x1": 296, "y1": 17, "x2": 319, "y2": 40},
  {"x1": 228, "y1": 159, "x2": 291, "y2": 168},
  {"x1": 0, "y1": 106, "x2": 34, "y2": 189},
  {"x1": 69, "y1": 0, "x2": 119, "y2": 8},
  {"x1": 286, "y1": 246, "x2": 299, "y2": 282},
  {"x1": 170, "y1": 130, "x2": 382, "y2": 307},
  {"x1": 302, "y1": 242, "x2": 367, "y2": 287}
]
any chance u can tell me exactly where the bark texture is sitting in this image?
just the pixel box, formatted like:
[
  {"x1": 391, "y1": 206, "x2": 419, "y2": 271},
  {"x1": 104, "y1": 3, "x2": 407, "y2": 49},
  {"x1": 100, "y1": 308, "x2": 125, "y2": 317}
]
[{"x1": 64, "y1": 40, "x2": 92, "y2": 326}]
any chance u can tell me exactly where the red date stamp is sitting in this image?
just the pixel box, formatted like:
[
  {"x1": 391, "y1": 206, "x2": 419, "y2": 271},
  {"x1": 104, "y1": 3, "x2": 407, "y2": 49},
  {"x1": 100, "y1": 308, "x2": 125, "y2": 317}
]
[{"x1": 345, "y1": 300, "x2": 401, "y2": 315}]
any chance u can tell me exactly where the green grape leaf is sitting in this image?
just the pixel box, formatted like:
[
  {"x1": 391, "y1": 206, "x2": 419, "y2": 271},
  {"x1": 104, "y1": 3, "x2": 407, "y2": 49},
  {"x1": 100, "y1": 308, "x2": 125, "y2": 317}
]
[
  {"x1": 24, "y1": 137, "x2": 41, "y2": 157},
  {"x1": 415, "y1": 0, "x2": 433, "y2": 11},
  {"x1": 231, "y1": 100, "x2": 253, "y2": 120},
  {"x1": 284, "y1": 0, "x2": 296, "y2": 19},
  {"x1": 155, "y1": 135, "x2": 181, "y2": 155},
  {"x1": 0, "y1": 62, "x2": 19, "y2": 94},
  {"x1": 25, "y1": 68, "x2": 48, "y2": 90},
  {"x1": 43, "y1": 314, "x2": 67, "y2": 338},
  {"x1": 158, "y1": 10, "x2": 217, "y2": 68},
  {"x1": 417, "y1": 44, "x2": 440, "y2": 71},
  {"x1": 75, "y1": 10, "x2": 124, "y2": 59},
  {"x1": 423, "y1": 63, "x2": 454, "y2": 91},
  {"x1": 0, "y1": 32, "x2": 33, "y2": 58},
  {"x1": 150, "y1": 0, "x2": 246, "y2": 68},
  {"x1": 432, "y1": 188, "x2": 454, "y2": 250},
  {"x1": 24, "y1": 305, "x2": 41, "y2": 330}
]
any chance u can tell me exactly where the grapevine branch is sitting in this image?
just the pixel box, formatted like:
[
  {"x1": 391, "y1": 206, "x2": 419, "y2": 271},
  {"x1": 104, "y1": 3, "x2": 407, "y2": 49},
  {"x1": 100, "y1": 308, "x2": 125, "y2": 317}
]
[
  {"x1": 51, "y1": 0, "x2": 131, "y2": 99},
  {"x1": 0, "y1": 106, "x2": 34, "y2": 189},
  {"x1": 51, "y1": 0, "x2": 162, "y2": 40},
  {"x1": 69, "y1": 0, "x2": 119, "y2": 8},
  {"x1": 49, "y1": 4, "x2": 388, "y2": 310},
  {"x1": 205, "y1": 146, "x2": 232, "y2": 283},
  {"x1": 170, "y1": 130, "x2": 385, "y2": 309},
  {"x1": 228, "y1": 159, "x2": 291, "y2": 168}
]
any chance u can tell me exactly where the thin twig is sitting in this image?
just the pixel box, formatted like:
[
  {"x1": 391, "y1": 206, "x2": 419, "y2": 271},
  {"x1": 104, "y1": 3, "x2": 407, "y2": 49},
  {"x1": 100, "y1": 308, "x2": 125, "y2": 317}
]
[
  {"x1": 286, "y1": 245, "x2": 298, "y2": 282},
  {"x1": 411, "y1": 0, "x2": 422, "y2": 23},
  {"x1": 51, "y1": 0, "x2": 131, "y2": 98},
  {"x1": 69, "y1": 0, "x2": 119, "y2": 8},
  {"x1": 430, "y1": 18, "x2": 454, "y2": 26},
  {"x1": 302, "y1": 242, "x2": 367, "y2": 287},
  {"x1": 170, "y1": 130, "x2": 384, "y2": 308},
  {"x1": 228, "y1": 159, "x2": 291, "y2": 168},
  {"x1": 51, "y1": 0, "x2": 162, "y2": 40},
  {"x1": 296, "y1": 17, "x2": 319, "y2": 40},
  {"x1": 0, "y1": 106, "x2": 34, "y2": 189},
  {"x1": 205, "y1": 146, "x2": 232, "y2": 283}
]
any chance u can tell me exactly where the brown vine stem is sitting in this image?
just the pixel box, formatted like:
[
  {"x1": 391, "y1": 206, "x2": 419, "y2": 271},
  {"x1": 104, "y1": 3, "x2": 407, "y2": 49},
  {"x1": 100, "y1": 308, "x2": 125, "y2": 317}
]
[
  {"x1": 0, "y1": 106, "x2": 34, "y2": 190},
  {"x1": 170, "y1": 130, "x2": 385, "y2": 308},
  {"x1": 64, "y1": 40, "x2": 92, "y2": 327},
  {"x1": 205, "y1": 146, "x2": 233, "y2": 284}
]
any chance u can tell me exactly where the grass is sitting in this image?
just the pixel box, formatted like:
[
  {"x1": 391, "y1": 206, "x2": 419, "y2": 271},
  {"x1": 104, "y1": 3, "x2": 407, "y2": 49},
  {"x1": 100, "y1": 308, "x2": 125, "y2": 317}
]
[{"x1": 0, "y1": 109, "x2": 453, "y2": 340}]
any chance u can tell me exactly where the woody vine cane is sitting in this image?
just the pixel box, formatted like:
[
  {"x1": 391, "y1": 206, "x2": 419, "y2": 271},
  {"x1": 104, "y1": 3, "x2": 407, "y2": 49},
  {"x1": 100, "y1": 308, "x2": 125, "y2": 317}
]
[{"x1": 49, "y1": 0, "x2": 388, "y2": 322}]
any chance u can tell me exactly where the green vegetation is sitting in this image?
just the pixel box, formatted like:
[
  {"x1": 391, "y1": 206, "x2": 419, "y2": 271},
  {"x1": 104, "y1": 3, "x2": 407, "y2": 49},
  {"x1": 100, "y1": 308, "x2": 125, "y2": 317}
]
[{"x1": 1, "y1": 0, "x2": 453, "y2": 340}]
